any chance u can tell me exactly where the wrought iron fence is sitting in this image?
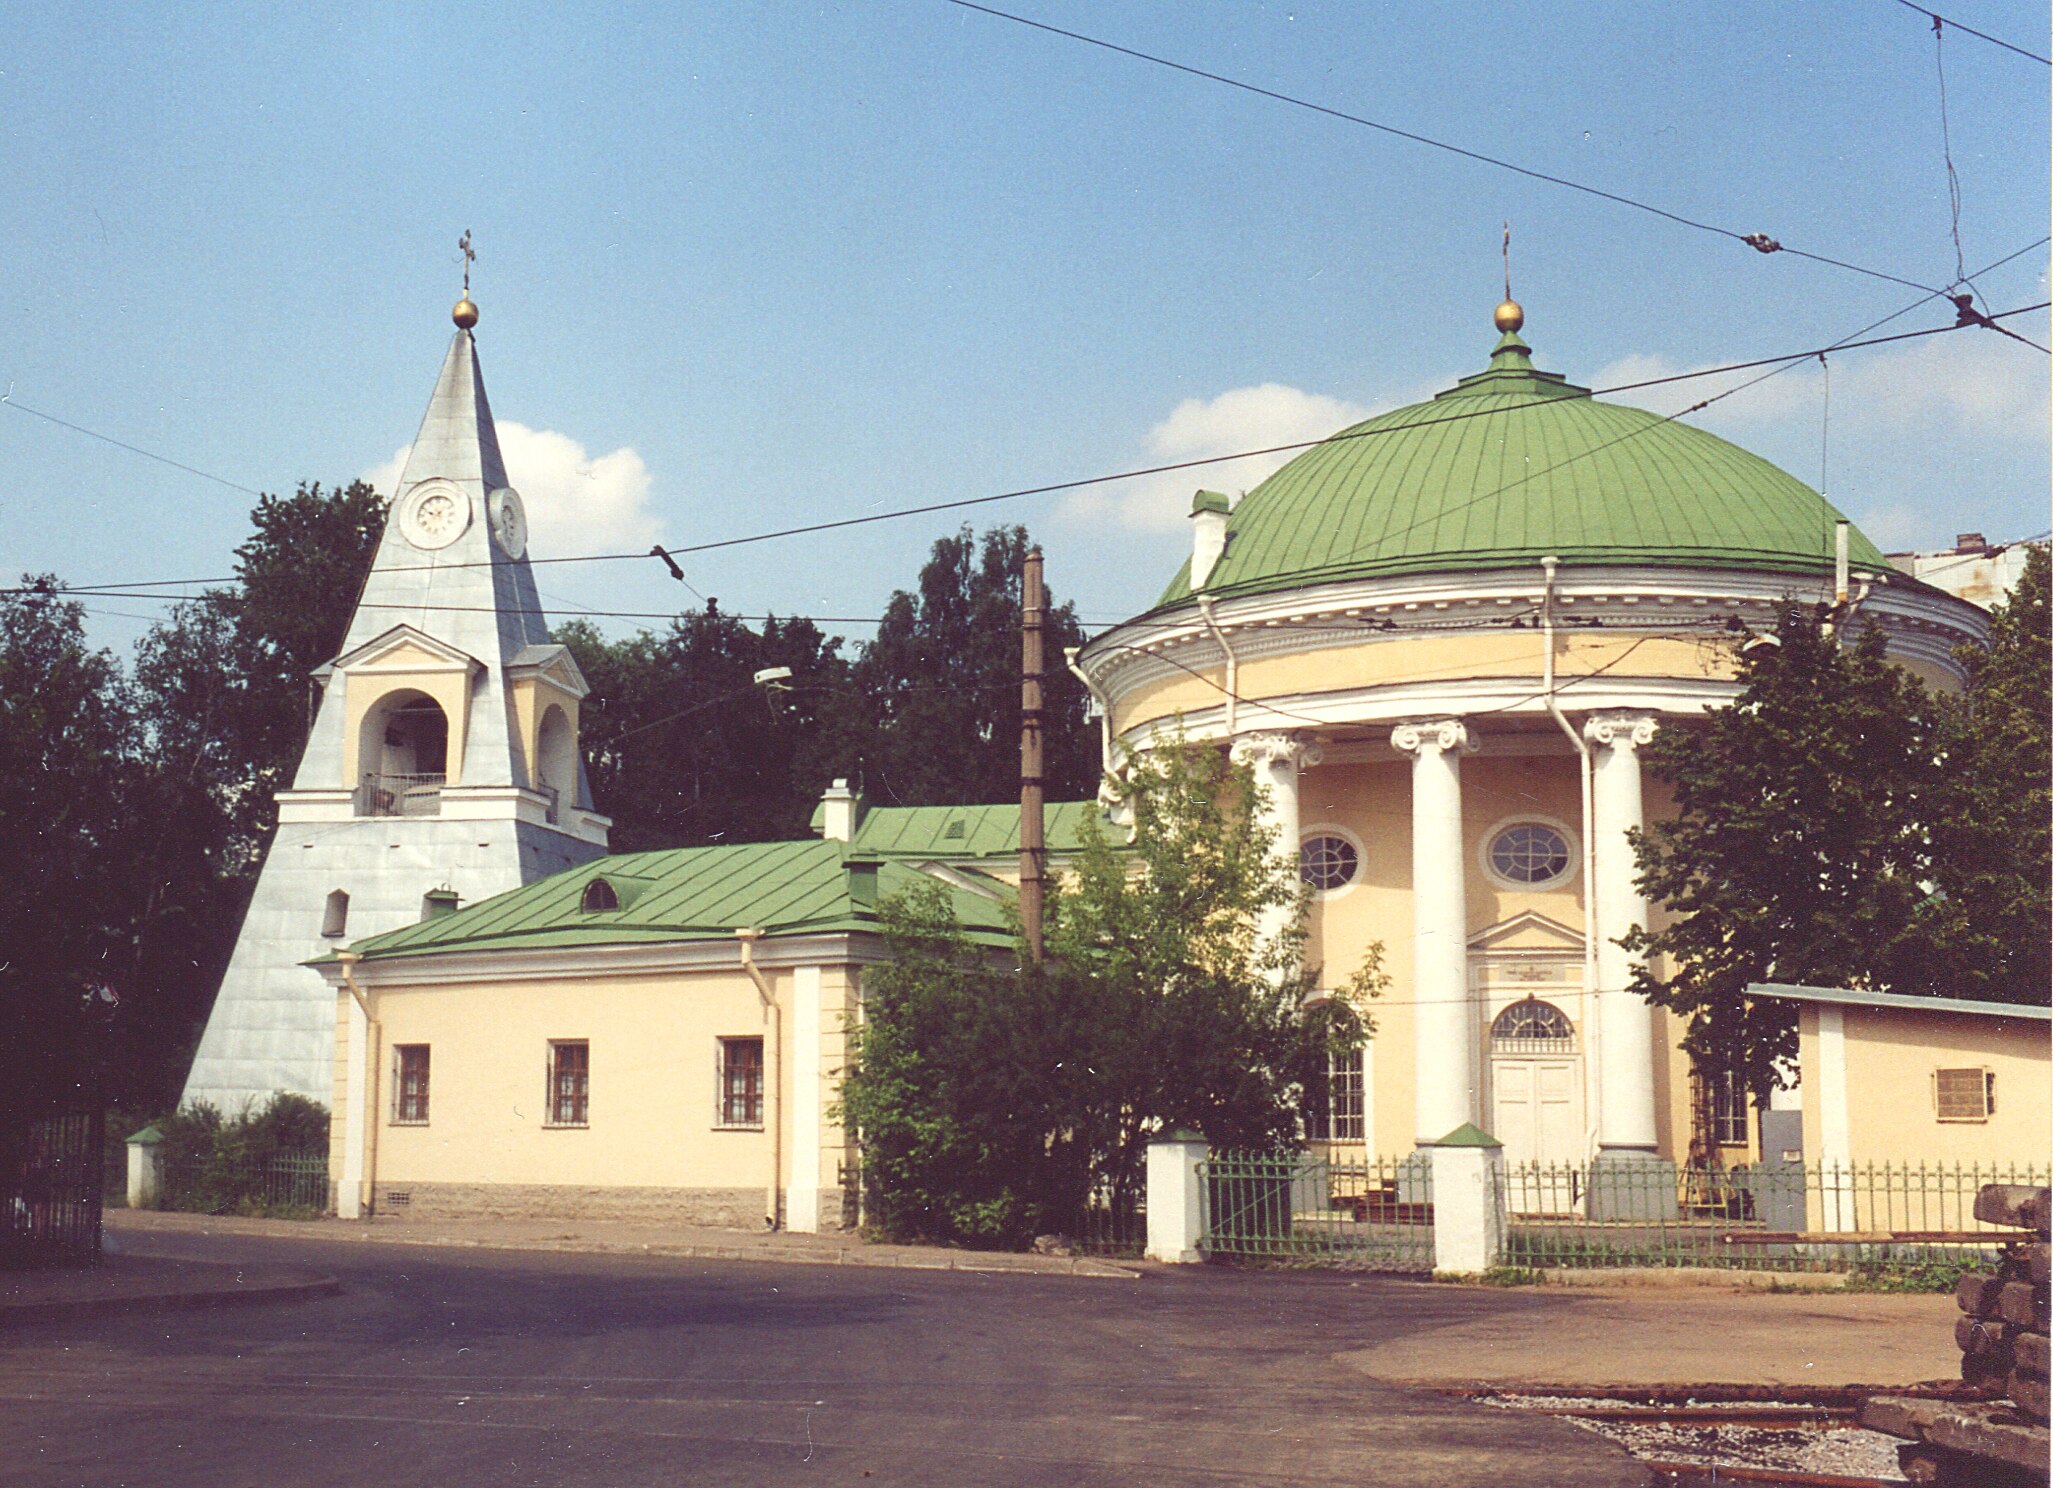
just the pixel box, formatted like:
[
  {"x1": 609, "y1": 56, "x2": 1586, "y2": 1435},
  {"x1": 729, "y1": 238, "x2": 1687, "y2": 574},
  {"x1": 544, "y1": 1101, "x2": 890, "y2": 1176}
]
[
  {"x1": 2, "y1": 1110, "x2": 105, "y2": 1268},
  {"x1": 1502, "y1": 1160, "x2": 2049, "y2": 1273},
  {"x1": 1200, "y1": 1152, "x2": 1434, "y2": 1271},
  {"x1": 157, "y1": 1152, "x2": 329, "y2": 1218},
  {"x1": 1053, "y1": 1175, "x2": 1146, "y2": 1258}
]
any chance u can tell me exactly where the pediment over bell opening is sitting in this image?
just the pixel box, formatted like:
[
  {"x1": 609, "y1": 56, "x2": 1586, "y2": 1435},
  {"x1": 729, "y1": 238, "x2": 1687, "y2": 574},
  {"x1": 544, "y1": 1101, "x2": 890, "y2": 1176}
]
[
  {"x1": 321, "y1": 624, "x2": 483, "y2": 678},
  {"x1": 1468, "y1": 910, "x2": 1585, "y2": 955},
  {"x1": 506, "y1": 643, "x2": 590, "y2": 700}
]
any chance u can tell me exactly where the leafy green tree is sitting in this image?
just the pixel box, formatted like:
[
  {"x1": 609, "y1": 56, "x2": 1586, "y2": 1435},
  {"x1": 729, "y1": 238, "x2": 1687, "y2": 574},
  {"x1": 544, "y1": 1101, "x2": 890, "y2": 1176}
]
[
  {"x1": 855, "y1": 525, "x2": 1097, "y2": 806},
  {"x1": 841, "y1": 736, "x2": 1381, "y2": 1247},
  {"x1": 1623, "y1": 610, "x2": 1953, "y2": 1099},
  {"x1": 560, "y1": 608, "x2": 859, "y2": 852},
  {"x1": 1926, "y1": 545, "x2": 2052, "y2": 1004},
  {"x1": 0, "y1": 580, "x2": 135, "y2": 1128}
]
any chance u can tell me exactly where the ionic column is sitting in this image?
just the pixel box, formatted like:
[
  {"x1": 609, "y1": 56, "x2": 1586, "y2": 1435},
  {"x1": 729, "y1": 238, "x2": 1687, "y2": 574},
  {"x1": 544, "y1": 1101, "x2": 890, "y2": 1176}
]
[
  {"x1": 1585, "y1": 711, "x2": 1661, "y2": 1156},
  {"x1": 1391, "y1": 719, "x2": 1477, "y2": 1146},
  {"x1": 1230, "y1": 730, "x2": 1321, "y2": 965}
]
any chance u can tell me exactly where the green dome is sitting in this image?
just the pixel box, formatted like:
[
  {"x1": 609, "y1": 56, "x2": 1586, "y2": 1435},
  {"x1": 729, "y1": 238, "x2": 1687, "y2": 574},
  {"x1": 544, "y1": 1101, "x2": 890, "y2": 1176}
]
[{"x1": 1157, "y1": 327, "x2": 1886, "y2": 609}]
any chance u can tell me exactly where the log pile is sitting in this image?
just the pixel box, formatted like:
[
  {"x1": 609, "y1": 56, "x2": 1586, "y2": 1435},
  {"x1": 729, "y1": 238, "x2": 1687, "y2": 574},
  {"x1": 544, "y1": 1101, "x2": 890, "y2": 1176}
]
[{"x1": 1859, "y1": 1184, "x2": 2050, "y2": 1486}]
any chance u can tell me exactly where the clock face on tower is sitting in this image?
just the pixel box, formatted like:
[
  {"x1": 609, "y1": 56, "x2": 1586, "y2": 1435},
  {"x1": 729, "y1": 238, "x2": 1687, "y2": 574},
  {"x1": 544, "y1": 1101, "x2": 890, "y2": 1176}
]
[
  {"x1": 397, "y1": 480, "x2": 471, "y2": 551},
  {"x1": 487, "y1": 486, "x2": 528, "y2": 558}
]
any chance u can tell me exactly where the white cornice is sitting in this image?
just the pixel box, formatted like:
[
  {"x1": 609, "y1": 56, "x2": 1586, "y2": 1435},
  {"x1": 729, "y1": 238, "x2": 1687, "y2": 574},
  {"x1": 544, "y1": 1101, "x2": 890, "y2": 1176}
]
[
  {"x1": 319, "y1": 931, "x2": 888, "y2": 989},
  {"x1": 1080, "y1": 564, "x2": 1984, "y2": 703}
]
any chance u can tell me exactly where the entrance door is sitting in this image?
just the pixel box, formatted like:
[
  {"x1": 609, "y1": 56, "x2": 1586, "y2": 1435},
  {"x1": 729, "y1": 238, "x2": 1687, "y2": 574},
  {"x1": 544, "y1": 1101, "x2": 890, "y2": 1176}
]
[{"x1": 1491, "y1": 1057, "x2": 1581, "y2": 1169}]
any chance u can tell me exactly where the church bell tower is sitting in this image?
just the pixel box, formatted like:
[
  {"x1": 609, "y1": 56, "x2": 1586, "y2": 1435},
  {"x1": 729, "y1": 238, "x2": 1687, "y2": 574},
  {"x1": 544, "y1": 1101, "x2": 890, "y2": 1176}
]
[{"x1": 181, "y1": 290, "x2": 611, "y2": 1112}]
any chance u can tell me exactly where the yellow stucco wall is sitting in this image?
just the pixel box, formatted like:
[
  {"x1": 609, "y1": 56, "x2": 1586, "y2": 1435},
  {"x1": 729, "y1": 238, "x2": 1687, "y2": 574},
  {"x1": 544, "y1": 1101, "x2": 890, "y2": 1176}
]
[
  {"x1": 1798, "y1": 1003, "x2": 2050, "y2": 1169},
  {"x1": 336, "y1": 962, "x2": 863, "y2": 1197}
]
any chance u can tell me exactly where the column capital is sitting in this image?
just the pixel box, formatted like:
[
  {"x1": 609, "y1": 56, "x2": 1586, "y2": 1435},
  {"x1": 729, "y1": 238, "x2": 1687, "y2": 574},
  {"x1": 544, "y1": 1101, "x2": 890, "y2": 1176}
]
[
  {"x1": 1389, "y1": 718, "x2": 1476, "y2": 758},
  {"x1": 1230, "y1": 730, "x2": 1322, "y2": 770},
  {"x1": 1584, "y1": 710, "x2": 1660, "y2": 751}
]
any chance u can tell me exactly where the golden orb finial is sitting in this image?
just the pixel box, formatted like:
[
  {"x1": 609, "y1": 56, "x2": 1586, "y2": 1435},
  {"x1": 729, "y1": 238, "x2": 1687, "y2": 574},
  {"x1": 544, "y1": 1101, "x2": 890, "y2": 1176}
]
[
  {"x1": 1494, "y1": 298, "x2": 1524, "y2": 334},
  {"x1": 453, "y1": 296, "x2": 479, "y2": 329}
]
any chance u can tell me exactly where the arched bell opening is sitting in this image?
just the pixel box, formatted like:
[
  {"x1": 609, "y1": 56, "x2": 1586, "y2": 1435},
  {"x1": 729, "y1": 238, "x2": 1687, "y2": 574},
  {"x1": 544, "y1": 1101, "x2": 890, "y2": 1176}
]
[
  {"x1": 357, "y1": 689, "x2": 450, "y2": 817},
  {"x1": 536, "y1": 703, "x2": 576, "y2": 824}
]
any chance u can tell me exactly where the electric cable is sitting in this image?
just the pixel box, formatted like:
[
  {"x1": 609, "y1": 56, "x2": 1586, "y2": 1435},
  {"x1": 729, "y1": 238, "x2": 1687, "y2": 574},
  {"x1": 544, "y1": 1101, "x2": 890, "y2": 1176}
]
[
  {"x1": 1892, "y1": 1, "x2": 2050, "y2": 66},
  {"x1": 39, "y1": 290, "x2": 2047, "y2": 600},
  {"x1": 944, "y1": 0, "x2": 1946, "y2": 293}
]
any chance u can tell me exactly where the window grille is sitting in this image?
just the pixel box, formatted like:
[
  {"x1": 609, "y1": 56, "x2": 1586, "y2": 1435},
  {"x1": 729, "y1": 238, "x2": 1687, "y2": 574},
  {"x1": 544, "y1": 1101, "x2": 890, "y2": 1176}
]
[
  {"x1": 1300, "y1": 834, "x2": 1360, "y2": 891},
  {"x1": 1489, "y1": 823, "x2": 1572, "y2": 886},
  {"x1": 718, "y1": 1037, "x2": 765, "y2": 1128},
  {"x1": 1709, "y1": 1067, "x2": 1749, "y2": 1147},
  {"x1": 1301, "y1": 1048, "x2": 1365, "y2": 1142},
  {"x1": 392, "y1": 1045, "x2": 430, "y2": 1124},
  {"x1": 1934, "y1": 1067, "x2": 1995, "y2": 1122},
  {"x1": 1490, "y1": 997, "x2": 1576, "y2": 1054},
  {"x1": 547, "y1": 1041, "x2": 589, "y2": 1127}
]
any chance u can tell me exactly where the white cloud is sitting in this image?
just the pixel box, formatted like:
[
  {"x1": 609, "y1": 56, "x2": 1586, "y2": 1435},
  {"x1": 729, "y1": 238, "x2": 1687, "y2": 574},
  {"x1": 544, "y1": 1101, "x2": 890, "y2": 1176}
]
[
  {"x1": 362, "y1": 421, "x2": 663, "y2": 557},
  {"x1": 1592, "y1": 331, "x2": 2049, "y2": 553},
  {"x1": 1063, "y1": 383, "x2": 1381, "y2": 532}
]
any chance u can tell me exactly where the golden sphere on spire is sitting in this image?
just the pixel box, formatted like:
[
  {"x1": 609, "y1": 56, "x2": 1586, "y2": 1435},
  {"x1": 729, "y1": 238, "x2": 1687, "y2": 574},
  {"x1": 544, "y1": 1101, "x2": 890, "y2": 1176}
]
[
  {"x1": 453, "y1": 297, "x2": 479, "y2": 329},
  {"x1": 1494, "y1": 298, "x2": 1524, "y2": 334}
]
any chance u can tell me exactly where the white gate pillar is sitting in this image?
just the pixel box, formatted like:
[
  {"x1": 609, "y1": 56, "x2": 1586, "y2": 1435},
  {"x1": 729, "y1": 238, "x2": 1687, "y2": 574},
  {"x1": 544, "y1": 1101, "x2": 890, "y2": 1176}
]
[
  {"x1": 1428, "y1": 1125, "x2": 1507, "y2": 1275},
  {"x1": 1145, "y1": 1131, "x2": 1210, "y2": 1263},
  {"x1": 1392, "y1": 720, "x2": 1478, "y2": 1150}
]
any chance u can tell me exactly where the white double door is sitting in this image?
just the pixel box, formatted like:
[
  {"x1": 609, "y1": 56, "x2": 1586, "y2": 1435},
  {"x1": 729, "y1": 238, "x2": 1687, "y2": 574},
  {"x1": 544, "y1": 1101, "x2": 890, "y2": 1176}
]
[{"x1": 1490, "y1": 1056, "x2": 1582, "y2": 1170}]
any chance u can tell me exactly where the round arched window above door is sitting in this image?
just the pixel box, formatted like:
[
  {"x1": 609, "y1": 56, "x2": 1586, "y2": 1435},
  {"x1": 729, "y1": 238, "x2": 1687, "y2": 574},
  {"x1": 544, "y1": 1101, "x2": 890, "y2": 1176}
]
[{"x1": 1491, "y1": 997, "x2": 1577, "y2": 1054}]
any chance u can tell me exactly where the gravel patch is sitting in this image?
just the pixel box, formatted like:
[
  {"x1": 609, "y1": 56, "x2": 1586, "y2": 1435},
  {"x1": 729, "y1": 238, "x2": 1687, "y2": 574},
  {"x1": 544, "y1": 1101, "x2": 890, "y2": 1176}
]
[{"x1": 1478, "y1": 1392, "x2": 1907, "y2": 1483}]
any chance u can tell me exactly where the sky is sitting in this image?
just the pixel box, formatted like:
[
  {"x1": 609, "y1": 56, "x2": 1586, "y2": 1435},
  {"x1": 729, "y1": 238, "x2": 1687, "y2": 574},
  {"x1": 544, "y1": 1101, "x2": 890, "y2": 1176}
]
[{"x1": 5, "y1": 1, "x2": 2047, "y2": 654}]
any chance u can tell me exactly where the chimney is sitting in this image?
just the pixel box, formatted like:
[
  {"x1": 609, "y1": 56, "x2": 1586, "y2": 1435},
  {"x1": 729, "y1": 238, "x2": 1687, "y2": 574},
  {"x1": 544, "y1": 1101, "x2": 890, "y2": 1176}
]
[
  {"x1": 1955, "y1": 532, "x2": 1988, "y2": 554},
  {"x1": 1189, "y1": 490, "x2": 1230, "y2": 590},
  {"x1": 819, "y1": 778, "x2": 861, "y2": 843},
  {"x1": 421, "y1": 886, "x2": 460, "y2": 920}
]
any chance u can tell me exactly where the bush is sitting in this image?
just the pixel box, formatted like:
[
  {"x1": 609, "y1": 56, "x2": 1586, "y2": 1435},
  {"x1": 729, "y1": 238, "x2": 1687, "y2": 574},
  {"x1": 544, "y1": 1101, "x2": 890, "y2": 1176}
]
[{"x1": 150, "y1": 1094, "x2": 329, "y2": 1218}]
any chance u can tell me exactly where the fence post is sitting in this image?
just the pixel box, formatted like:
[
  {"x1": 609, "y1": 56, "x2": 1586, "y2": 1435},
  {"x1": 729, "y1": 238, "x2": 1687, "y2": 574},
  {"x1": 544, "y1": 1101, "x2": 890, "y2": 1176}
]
[
  {"x1": 1145, "y1": 1130, "x2": 1209, "y2": 1263},
  {"x1": 125, "y1": 1124, "x2": 164, "y2": 1209},
  {"x1": 1428, "y1": 1123, "x2": 1506, "y2": 1275}
]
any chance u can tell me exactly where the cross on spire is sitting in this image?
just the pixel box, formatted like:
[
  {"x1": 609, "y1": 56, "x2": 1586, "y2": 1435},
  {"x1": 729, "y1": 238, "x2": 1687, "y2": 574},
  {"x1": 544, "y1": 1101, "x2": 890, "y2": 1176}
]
[
  {"x1": 1502, "y1": 220, "x2": 1512, "y2": 301},
  {"x1": 459, "y1": 230, "x2": 476, "y2": 295}
]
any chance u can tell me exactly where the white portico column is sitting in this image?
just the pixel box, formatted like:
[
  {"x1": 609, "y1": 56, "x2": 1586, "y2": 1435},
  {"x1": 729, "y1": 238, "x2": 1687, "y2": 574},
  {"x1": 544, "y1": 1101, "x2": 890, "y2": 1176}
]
[
  {"x1": 1391, "y1": 719, "x2": 1478, "y2": 1146},
  {"x1": 1585, "y1": 711, "x2": 1661, "y2": 1153},
  {"x1": 1230, "y1": 730, "x2": 1321, "y2": 967}
]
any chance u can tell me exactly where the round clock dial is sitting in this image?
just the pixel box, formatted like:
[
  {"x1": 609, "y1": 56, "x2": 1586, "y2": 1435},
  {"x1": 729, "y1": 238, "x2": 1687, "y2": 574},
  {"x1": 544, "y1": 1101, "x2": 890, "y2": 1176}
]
[
  {"x1": 487, "y1": 486, "x2": 528, "y2": 558},
  {"x1": 397, "y1": 480, "x2": 470, "y2": 550}
]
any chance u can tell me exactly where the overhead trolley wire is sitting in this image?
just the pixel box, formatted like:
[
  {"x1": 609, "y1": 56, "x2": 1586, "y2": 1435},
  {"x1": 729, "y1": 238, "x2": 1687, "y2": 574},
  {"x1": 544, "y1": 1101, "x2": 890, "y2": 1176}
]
[
  {"x1": 942, "y1": 0, "x2": 1946, "y2": 294},
  {"x1": 38, "y1": 291, "x2": 2046, "y2": 604},
  {"x1": 1892, "y1": 1, "x2": 2051, "y2": 66}
]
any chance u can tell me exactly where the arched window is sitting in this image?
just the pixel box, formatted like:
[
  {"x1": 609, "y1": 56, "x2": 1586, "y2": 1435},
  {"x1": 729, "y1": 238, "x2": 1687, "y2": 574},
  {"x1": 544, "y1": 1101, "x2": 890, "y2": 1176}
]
[
  {"x1": 321, "y1": 889, "x2": 350, "y2": 938},
  {"x1": 536, "y1": 704, "x2": 576, "y2": 824},
  {"x1": 581, "y1": 877, "x2": 620, "y2": 913},
  {"x1": 1491, "y1": 998, "x2": 1576, "y2": 1054},
  {"x1": 356, "y1": 689, "x2": 450, "y2": 817}
]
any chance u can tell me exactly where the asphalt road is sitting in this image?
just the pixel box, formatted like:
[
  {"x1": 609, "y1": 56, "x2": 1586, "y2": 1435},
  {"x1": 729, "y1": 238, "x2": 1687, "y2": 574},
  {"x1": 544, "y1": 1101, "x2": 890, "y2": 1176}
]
[{"x1": 0, "y1": 1232, "x2": 1647, "y2": 1487}]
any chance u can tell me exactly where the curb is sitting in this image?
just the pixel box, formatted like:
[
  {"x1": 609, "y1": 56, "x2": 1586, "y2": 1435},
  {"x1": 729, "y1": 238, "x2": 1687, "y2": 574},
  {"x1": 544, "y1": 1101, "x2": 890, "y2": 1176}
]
[{"x1": 2, "y1": 1274, "x2": 342, "y2": 1324}]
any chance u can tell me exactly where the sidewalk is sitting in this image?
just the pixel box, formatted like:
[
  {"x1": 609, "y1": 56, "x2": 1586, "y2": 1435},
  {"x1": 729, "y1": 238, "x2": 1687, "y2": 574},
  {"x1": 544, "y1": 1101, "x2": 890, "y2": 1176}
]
[
  {"x1": 106, "y1": 1206, "x2": 1141, "y2": 1278},
  {"x1": 2, "y1": 1250, "x2": 338, "y2": 1322},
  {"x1": 1344, "y1": 1284, "x2": 1962, "y2": 1390}
]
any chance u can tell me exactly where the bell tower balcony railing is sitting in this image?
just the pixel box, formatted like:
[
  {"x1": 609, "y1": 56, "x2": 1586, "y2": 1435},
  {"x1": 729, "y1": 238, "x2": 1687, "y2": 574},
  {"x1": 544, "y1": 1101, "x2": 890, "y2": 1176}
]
[{"x1": 357, "y1": 772, "x2": 446, "y2": 818}]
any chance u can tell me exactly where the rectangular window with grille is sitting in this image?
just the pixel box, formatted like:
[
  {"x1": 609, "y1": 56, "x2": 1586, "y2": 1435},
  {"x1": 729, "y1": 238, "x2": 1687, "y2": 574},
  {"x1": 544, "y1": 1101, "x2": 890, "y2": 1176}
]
[
  {"x1": 392, "y1": 1044, "x2": 430, "y2": 1124},
  {"x1": 717, "y1": 1037, "x2": 764, "y2": 1128},
  {"x1": 1305, "y1": 1051, "x2": 1364, "y2": 1143},
  {"x1": 1710, "y1": 1068, "x2": 1749, "y2": 1147},
  {"x1": 546, "y1": 1040, "x2": 589, "y2": 1127},
  {"x1": 1934, "y1": 1067, "x2": 1995, "y2": 1122}
]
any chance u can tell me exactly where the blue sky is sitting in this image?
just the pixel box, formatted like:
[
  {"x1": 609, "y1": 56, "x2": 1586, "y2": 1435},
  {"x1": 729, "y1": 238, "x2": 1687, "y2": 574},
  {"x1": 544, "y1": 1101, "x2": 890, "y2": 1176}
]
[{"x1": 5, "y1": 2, "x2": 2047, "y2": 650}]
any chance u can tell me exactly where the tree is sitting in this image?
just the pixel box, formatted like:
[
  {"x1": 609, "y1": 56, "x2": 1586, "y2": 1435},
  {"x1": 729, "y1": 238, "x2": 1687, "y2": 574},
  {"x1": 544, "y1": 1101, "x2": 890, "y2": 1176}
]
[
  {"x1": 855, "y1": 525, "x2": 1097, "y2": 806},
  {"x1": 560, "y1": 608, "x2": 859, "y2": 853},
  {"x1": 840, "y1": 736, "x2": 1381, "y2": 1248},
  {"x1": 1623, "y1": 609, "x2": 1954, "y2": 1100},
  {"x1": 1927, "y1": 545, "x2": 2052, "y2": 1004},
  {"x1": 0, "y1": 580, "x2": 135, "y2": 1129}
]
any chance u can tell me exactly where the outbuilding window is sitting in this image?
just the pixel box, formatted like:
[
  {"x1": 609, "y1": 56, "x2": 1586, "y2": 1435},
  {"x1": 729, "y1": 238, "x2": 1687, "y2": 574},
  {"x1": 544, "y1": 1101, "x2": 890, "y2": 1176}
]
[
  {"x1": 1709, "y1": 1068, "x2": 1749, "y2": 1147},
  {"x1": 717, "y1": 1037, "x2": 764, "y2": 1128},
  {"x1": 1934, "y1": 1067, "x2": 1995, "y2": 1122},
  {"x1": 547, "y1": 1041, "x2": 589, "y2": 1127},
  {"x1": 392, "y1": 1045, "x2": 430, "y2": 1125}
]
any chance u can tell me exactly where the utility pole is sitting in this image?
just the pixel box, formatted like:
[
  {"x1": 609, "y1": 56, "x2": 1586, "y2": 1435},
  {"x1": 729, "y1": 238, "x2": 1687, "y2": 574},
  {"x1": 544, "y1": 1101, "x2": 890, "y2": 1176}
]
[{"x1": 1020, "y1": 546, "x2": 1046, "y2": 963}]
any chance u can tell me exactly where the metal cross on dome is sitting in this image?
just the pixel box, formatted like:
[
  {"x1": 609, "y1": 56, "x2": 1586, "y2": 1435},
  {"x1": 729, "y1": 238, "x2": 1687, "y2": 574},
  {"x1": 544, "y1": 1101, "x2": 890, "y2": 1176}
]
[{"x1": 459, "y1": 230, "x2": 475, "y2": 295}]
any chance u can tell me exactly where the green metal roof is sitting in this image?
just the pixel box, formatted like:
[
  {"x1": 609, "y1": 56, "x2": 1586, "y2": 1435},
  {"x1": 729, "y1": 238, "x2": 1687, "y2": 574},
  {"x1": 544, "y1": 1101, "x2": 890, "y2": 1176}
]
[
  {"x1": 1154, "y1": 327, "x2": 1887, "y2": 609},
  {"x1": 335, "y1": 839, "x2": 1014, "y2": 963},
  {"x1": 805, "y1": 800, "x2": 1103, "y2": 858}
]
